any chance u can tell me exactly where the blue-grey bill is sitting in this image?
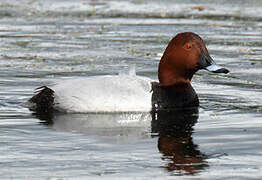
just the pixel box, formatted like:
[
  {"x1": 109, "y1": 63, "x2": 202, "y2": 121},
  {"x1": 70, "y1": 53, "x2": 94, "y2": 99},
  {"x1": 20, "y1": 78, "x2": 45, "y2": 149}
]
[{"x1": 206, "y1": 64, "x2": 229, "y2": 74}]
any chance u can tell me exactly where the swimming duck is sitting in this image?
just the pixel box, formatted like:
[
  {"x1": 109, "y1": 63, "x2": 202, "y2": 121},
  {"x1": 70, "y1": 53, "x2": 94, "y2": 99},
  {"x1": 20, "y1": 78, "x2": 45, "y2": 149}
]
[{"x1": 27, "y1": 32, "x2": 229, "y2": 113}]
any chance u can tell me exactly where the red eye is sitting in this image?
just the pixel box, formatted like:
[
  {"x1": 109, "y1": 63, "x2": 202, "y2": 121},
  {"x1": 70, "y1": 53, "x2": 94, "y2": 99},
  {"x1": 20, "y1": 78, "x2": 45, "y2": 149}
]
[{"x1": 184, "y1": 43, "x2": 192, "y2": 50}]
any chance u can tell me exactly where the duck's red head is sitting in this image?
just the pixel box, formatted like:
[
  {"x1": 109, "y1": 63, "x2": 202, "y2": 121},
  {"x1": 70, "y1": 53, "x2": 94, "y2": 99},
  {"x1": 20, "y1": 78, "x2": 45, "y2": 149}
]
[{"x1": 158, "y1": 32, "x2": 229, "y2": 86}]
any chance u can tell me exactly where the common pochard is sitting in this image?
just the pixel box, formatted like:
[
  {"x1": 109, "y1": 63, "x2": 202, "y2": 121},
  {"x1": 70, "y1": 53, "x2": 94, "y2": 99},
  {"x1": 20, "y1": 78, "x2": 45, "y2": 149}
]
[{"x1": 27, "y1": 32, "x2": 229, "y2": 113}]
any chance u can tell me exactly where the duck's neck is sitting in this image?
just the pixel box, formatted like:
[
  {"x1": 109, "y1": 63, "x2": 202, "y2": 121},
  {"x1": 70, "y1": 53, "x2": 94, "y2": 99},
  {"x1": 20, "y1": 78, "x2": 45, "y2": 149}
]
[
  {"x1": 159, "y1": 72, "x2": 191, "y2": 86},
  {"x1": 158, "y1": 58, "x2": 193, "y2": 86}
]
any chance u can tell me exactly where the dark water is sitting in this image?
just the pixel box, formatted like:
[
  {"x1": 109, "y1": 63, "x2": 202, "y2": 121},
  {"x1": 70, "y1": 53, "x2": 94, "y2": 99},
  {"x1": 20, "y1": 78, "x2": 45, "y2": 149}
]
[{"x1": 1, "y1": 0, "x2": 262, "y2": 179}]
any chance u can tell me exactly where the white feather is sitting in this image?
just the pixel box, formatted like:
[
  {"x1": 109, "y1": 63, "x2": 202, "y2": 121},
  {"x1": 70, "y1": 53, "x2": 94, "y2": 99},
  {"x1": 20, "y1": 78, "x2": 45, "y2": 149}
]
[{"x1": 51, "y1": 75, "x2": 153, "y2": 113}]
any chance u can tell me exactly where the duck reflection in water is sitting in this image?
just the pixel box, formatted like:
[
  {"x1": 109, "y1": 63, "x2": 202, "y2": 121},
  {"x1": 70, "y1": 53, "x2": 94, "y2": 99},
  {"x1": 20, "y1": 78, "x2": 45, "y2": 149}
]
[
  {"x1": 151, "y1": 109, "x2": 208, "y2": 175},
  {"x1": 33, "y1": 108, "x2": 207, "y2": 175}
]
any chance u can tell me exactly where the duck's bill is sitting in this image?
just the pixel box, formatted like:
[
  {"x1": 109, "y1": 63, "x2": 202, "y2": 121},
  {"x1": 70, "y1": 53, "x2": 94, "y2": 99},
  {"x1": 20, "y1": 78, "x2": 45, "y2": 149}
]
[
  {"x1": 205, "y1": 64, "x2": 229, "y2": 74},
  {"x1": 198, "y1": 50, "x2": 229, "y2": 74}
]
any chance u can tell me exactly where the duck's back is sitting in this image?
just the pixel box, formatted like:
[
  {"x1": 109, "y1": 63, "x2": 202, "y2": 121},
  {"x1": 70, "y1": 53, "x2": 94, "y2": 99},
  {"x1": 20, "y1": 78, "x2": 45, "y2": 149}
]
[{"x1": 29, "y1": 75, "x2": 153, "y2": 113}]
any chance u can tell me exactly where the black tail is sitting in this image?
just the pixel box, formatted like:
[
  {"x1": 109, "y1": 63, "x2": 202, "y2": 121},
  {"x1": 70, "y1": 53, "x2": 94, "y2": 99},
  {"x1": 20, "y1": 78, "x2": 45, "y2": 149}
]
[{"x1": 29, "y1": 86, "x2": 54, "y2": 114}]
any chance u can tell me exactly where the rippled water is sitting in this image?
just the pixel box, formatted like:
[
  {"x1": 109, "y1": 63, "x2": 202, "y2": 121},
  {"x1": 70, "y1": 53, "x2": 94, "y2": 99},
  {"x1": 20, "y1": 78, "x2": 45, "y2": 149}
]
[{"x1": 1, "y1": 0, "x2": 262, "y2": 179}]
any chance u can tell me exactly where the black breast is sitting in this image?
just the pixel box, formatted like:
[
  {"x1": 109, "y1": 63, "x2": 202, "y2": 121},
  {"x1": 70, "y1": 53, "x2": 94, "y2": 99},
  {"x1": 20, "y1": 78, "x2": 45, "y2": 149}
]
[{"x1": 151, "y1": 82, "x2": 199, "y2": 111}]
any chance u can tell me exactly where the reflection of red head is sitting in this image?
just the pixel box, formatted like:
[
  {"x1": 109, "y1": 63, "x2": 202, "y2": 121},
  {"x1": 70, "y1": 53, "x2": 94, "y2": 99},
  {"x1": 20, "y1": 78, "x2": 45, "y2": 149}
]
[{"x1": 158, "y1": 135, "x2": 203, "y2": 175}]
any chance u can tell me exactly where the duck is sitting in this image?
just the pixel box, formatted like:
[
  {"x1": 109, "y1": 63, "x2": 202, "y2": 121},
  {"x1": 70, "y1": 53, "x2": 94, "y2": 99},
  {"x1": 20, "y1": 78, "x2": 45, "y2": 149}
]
[{"x1": 27, "y1": 32, "x2": 229, "y2": 114}]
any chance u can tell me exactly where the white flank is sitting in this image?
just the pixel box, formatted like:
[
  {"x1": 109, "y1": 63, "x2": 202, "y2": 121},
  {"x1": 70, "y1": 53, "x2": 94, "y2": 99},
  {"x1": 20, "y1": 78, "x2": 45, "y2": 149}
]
[{"x1": 51, "y1": 75, "x2": 153, "y2": 113}]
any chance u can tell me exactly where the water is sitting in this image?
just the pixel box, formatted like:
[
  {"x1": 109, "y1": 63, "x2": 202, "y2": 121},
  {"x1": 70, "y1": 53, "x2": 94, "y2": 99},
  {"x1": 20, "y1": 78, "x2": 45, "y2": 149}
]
[{"x1": 0, "y1": 0, "x2": 262, "y2": 179}]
